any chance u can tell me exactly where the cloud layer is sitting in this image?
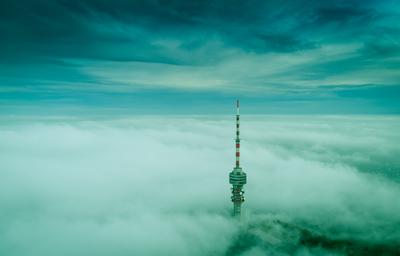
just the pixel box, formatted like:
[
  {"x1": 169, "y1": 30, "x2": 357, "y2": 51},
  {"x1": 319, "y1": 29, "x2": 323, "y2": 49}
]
[
  {"x1": 0, "y1": 115, "x2": 399, "y2": 255},
  {"x1": 0, "y1": 0, "x2": 399, "y2": 113}
]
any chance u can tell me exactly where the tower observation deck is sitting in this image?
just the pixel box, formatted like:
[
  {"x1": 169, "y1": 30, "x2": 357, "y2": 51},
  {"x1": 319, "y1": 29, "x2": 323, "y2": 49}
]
[{"x1": 229, "y1": 99, "x2": 247, "y2": 217}]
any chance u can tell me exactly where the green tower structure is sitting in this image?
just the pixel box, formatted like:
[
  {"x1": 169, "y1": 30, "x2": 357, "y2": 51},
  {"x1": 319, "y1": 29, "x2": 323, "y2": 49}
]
[{"x1": 229, "y1": 99, "x2": 247, "y2": 217}]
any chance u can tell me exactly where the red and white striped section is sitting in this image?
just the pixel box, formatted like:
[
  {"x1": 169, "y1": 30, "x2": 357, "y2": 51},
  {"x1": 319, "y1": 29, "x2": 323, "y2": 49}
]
[{"x1": 235, "y1": 99, "x2": 240, "y2": 167}]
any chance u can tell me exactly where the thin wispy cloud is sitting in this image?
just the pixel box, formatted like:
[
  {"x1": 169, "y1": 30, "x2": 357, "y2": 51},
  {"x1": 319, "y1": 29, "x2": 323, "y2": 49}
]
[{"x1": 0, "y1": 0, "x2": 399, "y2": 114}]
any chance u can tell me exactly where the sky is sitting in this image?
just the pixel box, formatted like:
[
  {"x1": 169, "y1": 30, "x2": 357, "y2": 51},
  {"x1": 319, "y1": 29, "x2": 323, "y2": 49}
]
[
  {"x1": 1, "y1": 2, "x2": 400, "y2": 255},
  {"x1": 0, "y1": 0, "x2": 400, "y2": 114}
]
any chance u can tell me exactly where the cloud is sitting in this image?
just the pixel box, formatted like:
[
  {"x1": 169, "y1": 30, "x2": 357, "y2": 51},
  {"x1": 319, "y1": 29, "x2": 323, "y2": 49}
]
[
  {"x1": 0, "y1": 115, "x2": 399, "y2": 255},
  {"x1": 0, "y1": 0, "x2": 399, "y2": 113}
]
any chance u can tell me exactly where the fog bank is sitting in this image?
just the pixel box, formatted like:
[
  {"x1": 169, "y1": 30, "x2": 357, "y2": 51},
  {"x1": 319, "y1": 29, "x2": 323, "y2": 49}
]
[{"x1": 1, "y1": 115, "x2": 399, "y2": 255}]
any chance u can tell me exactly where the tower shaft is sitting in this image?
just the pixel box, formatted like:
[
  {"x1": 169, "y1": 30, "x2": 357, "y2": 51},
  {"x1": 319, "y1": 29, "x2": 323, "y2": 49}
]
[{"x1": 229, "y1": 99, "x2": 247, "y2": 217}]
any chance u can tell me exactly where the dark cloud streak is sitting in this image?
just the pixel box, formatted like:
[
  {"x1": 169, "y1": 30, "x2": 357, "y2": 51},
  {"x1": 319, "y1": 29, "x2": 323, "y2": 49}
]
[{"x1": 1, "y1": 0, "x2": 397, "y2": 61}]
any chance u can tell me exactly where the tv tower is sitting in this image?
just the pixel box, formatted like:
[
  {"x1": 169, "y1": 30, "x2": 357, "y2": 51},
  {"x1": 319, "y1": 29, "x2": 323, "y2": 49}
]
[{"x1": 229, "y1": 99, "x2": 247, "y2": 217}]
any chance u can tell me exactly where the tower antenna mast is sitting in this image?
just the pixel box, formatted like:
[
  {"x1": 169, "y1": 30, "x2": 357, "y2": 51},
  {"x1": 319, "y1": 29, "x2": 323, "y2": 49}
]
[{"x1": 229, "y1": 99, "x2": 247, "y2": 217}]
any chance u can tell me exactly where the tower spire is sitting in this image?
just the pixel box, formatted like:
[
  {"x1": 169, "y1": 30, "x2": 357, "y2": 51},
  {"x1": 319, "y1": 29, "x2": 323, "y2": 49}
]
[
  {"x1": 229, "y1": 99, "x2": 247, "y2": 217},
  {"x1": 235, "y1": 99, "x2": 240, "y2": 168}
]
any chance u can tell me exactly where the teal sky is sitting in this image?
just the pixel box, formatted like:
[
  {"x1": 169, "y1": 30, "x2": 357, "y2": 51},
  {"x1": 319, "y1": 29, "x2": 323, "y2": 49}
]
[{"x1": 0, "y1": 0, "x2": 399, "y2": 114}]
